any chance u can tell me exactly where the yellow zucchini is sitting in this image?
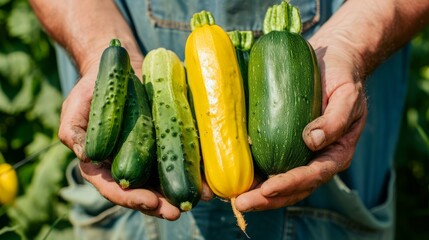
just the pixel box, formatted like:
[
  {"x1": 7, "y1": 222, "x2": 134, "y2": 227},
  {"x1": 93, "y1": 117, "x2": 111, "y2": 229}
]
[{"x1": 185, "y1": 10, "x2": 254, "y2": 233}]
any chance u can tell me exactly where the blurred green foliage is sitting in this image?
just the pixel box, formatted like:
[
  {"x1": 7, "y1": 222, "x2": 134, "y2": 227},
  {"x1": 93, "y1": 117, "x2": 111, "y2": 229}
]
[
  {"x1": 395, "y1": 26, "x2": 429, "y2": 239},
  {"x1": 0, "y1": 0, "x2": 74, "y2": 239},
  {"x1": 0, "y1": 0, "x2": 428, "y2": 239}
]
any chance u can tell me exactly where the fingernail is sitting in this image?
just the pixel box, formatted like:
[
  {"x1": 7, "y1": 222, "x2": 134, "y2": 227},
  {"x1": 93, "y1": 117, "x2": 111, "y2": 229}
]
[
  {"x1": 73, "y1": 144, "x2": 82, "y2": 156},
  {"x1": 242, "y1": 207, "x2": 255, "y2": 213},
  {"x1": 266, "y1": 191, "x2": 279, "y2": 197},
  {"x1": 73, "y1": 144, "x2": 90, "y2": 162},
  {"x1": 140, "y1": 204, "x2": 150, "y2": 211},
  {"x1": 310, "y1": 129, "x2": 325, "y2": 149}
]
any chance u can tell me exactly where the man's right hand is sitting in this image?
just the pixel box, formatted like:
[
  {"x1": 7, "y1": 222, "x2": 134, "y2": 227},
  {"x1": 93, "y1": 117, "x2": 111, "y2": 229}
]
[{"x1": 58, "y1": 60, "x2": 186, "y2": 220}]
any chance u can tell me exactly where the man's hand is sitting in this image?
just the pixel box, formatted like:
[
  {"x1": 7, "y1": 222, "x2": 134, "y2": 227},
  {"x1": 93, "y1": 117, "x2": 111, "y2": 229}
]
[
  {"x1": 235, "y1": 34, "x2": 368, "y2": 212},
  {"x1": 58, "y1": 59, "x2": 196, "y2": 220},
  {"x1": 234, "y1": 0, "x2": 429, "y2": 213},
  {"x1": 30, "y1": 0, "x2": 191, "y2": 221}
]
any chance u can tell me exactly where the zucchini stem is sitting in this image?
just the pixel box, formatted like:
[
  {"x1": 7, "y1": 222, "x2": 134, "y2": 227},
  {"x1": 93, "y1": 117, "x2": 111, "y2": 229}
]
[
  {"x1": 110, "y1": 38, "x2": 122, "y2": 47},
  {"x1": 263, "y1": 1, "x2": 302, "y2": 34},
  {"x1": 190, "y1": 10, "x2": 215, "y2": 30},
  {"x1": 180, "y1": 201, "x2": 193, "y2": 212},
  {"x1": 119, "y1": 179, "x2": 130, "y2": 189},
  {"x1": 227, "y1": 31, "x2": 254, "y2": 51}
]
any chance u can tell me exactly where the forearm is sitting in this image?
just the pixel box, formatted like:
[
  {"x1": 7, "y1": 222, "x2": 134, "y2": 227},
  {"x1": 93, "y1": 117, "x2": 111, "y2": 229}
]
[
  {"x1": 310, "y1": 0, "x2": 429, "y2": 81},
  {"x1": 29, "y1": 0, "x2": 142, "y2": 75}
]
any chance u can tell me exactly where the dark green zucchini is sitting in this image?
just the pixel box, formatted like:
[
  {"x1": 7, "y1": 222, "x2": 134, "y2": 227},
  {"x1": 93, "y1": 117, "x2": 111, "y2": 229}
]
[
  {"x1": 111, "y1": 74, "x2": 156, "y2": 189},
  {"x1": 227, "y1": 30, "x2": 254, "y2": 111},
  {"x1": 85, "y1": 39, "x2": 131, "y2": 162},
  {"x1": 248, "y1": 2, "x2": 322, "y2": 176}
]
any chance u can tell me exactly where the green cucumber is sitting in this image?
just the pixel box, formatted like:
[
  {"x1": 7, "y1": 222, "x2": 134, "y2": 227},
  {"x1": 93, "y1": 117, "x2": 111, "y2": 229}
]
[
  {"x1": 85, "y1": 39, "x2": 131, "y2": 161},
  {"x1": 248, "y1": 2, "x2": 322, "y2": 176},
  {"x1": 142, "y1": 48, "x2": 202, "y2": 211},
  {"x1": 111, "y1": 74, "x2": 156, "y2": 189}
]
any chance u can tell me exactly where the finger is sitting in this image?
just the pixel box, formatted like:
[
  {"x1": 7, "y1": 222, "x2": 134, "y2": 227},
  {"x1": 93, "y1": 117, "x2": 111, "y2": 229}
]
[
  {"x1": 70, "y1": 127, "x2": 90, "y2": 162},
  {"x1": 303, "y1": 81, "x2": 366, "y2": 151},
  {"x1": 260, "y1": 159, "x2": 338, "y2": 198},
  {"x1": 236, "y1": 115, "x2": 368, "y2": 212},
  {"x1": 58, "y1": 81, "x2": 93, "y2": 160},
  {"x1": 141, "y1": 193, "x2": 182, "y2": 221},
  {"x1": 261, "y1": 125, "x2": 362, "y2": 200},
  {"x1": 79, "y1": 161, "x2": 160, "y2": 211},
  {"x1": 201, "y1": 181, "x2": 214, "y2": 201},
  {"x1": 198, "y1": 169, "x2": 214, "y2": 201},
  {"x1": 235, "y1": 187, "x2": 310, "y2": 212},
  {"x1": 235, "y1": 156, "x2": 338, "y2": 212}
]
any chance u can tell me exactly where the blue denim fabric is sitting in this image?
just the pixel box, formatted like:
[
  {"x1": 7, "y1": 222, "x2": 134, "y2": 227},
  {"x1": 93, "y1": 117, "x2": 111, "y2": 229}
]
[
  {"x1": 114, "y1": 0, "x2": 345, "y2": 60},
  {"x1": 61, "y1": 160, "x2": 205, "y2": 240},
  {"x1": 57, "y1": 0, "x2": 407, "y2": 239}
]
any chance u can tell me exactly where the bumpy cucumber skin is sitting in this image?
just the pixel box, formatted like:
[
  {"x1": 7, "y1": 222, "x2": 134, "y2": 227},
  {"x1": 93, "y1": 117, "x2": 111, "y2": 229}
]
[
  {"x1": 248, "y1": 31, "x2": 321, "y2": 176},
  {"x1": 111, "y1": 74, "x2": 156, "y2": 189},
  {"x1": 85, "y1": 39, "x2": 131, "y2": 161},
  {"x1": 143, "y1": 48, "x2": 202, "y2": 211}
]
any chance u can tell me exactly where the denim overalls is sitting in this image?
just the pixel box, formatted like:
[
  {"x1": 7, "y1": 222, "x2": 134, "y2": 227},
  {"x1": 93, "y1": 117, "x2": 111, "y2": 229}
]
[{"x1": 57, "y1": 0, "x2": 409, "y2": 239}]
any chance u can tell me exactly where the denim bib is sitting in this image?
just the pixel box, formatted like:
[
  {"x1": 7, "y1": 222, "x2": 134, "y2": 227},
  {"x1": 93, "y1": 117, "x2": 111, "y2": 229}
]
[{"x1": 115, "y1": 0, "x2": 344, "y2": 59}]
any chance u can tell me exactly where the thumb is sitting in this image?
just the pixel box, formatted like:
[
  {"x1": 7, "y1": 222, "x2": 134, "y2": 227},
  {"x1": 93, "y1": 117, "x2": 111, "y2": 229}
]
[
  {"x1": 58, "y1": 80, "x2": 93, "y2": 162},
  {"x1": 302, "y1": 82, "x2": 367, "y2": 151}
]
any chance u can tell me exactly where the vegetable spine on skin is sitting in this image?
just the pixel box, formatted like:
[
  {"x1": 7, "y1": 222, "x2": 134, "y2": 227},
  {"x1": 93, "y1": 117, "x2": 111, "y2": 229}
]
[
  {"x1": 85, "y1": 39, "x2": 131, "y2": 162},
  {"x1": 111, "y1": 74, "x2": 157, "y2": 189}
]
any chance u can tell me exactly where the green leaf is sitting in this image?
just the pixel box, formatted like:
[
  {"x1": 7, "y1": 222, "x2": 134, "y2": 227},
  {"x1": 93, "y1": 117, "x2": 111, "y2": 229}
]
[
  {"x1": 31, "y1": 37, "x2": 52, "y2": 62},
  {"x1": 407, "y1": 108, "x2": 419, "y2": 127},
  {"x1": 0, "y1": 224, "x2": 26, "y2": 240},
  {"x1": 10, "y1": 123, "x2": 35, "y2": 150},
  {"x1": 426, "y1": 108, "x2": 429, "y2": 122},
  {"x1": 0, "y1": 51, "x2": 40, "y2": 114},
  {"x1": 36, "y1": 215, "x2": 74, "y2": 240},
  {"x1": 421, "y1": 66, "x2": 429, "y2": 80},
  {"x1": 24, "y1": 133, "x2": 51, "y2": 158},
  {"x1": 7, "y1": 140, "x2": 73, "y2": 236},
  {"x1": 0, "y1": 70, "x2": 41, "y2": 114},
  {"x1": 7, "y1": 2, "x2": 40, "y2": 44},
  {"x1": 0, "y1": 51, "x2": 32, "y2": 86},
  {"x1": 0, "y1": 225, "x2": 20, "y2": 235},
  {"x1": 28, "y1": 80, "x2": 63, "y2": 131},
  {"x1": 0, "y1": 9, "x2": 8, "y2": 23},
  {"x1": 16, "y1": 134, "x2": 53, "y2": 189},
  {"x1": 416, "y1": 124, "x2": 429, "y2": 150},
  {"x1": 0, "y1": 0, "x2": 10, "y2": 7}
]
